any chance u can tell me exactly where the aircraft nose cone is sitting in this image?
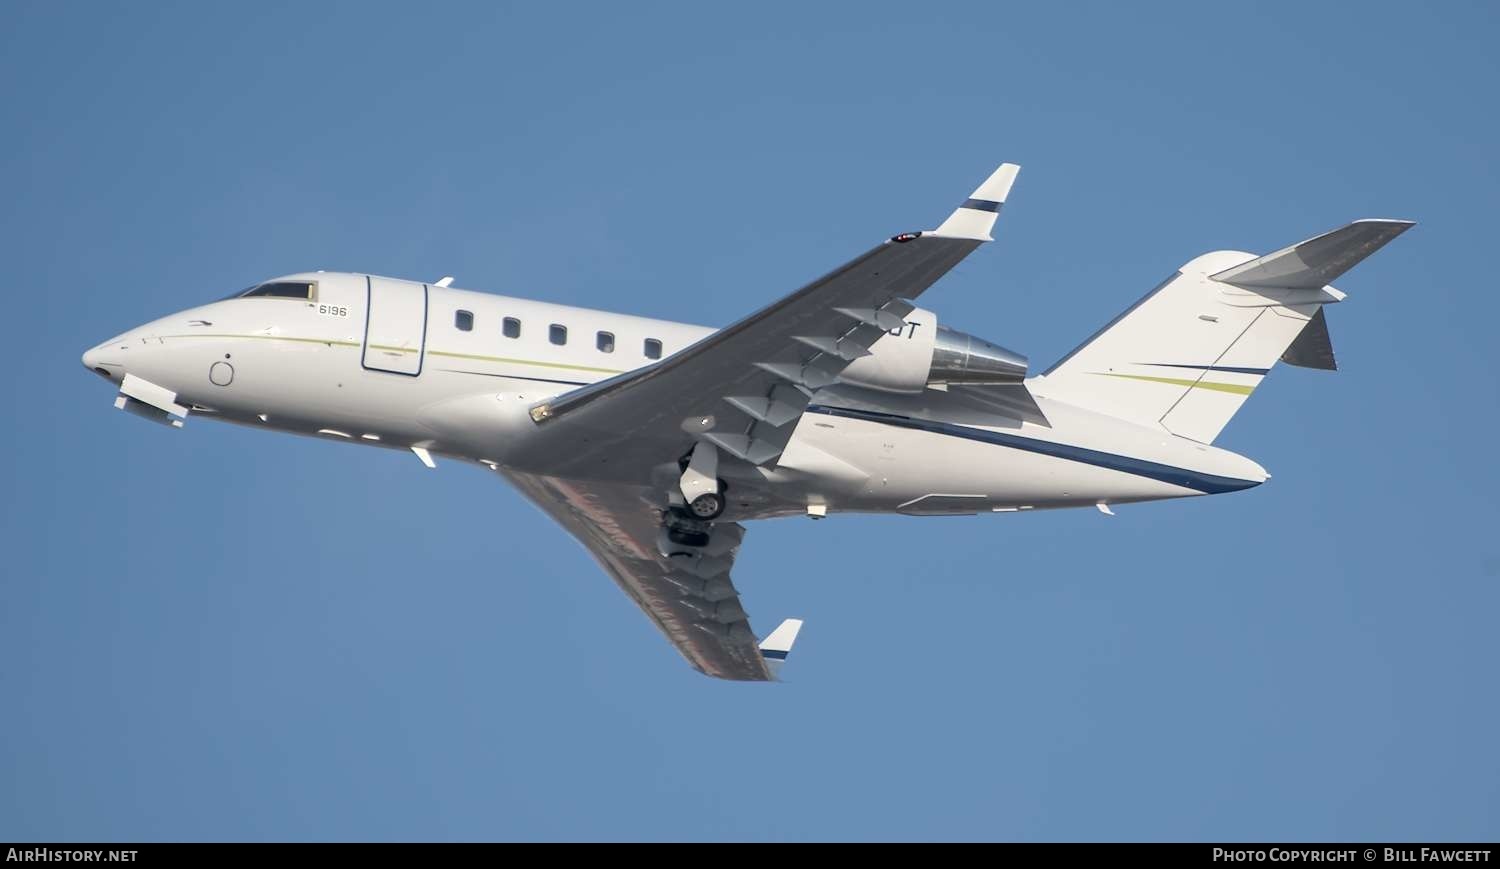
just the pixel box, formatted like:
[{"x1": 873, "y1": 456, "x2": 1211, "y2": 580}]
[{"x1": 82, "y1": 340, "x2": 124, "y2": 382}]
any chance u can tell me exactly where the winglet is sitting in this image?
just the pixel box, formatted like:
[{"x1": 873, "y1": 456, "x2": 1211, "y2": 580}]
[
  {"x1": 759, "y1": 618, "x2": 804, "y2": 679},
  {"x1": 932, "y1": 163, "x2": 1021, "y2": 241}
]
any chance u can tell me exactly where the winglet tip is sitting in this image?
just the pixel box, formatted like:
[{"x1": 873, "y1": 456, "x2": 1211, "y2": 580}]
[
  {"x1": 932, "y1": 162, "x2": 1021, "y2": 240},
  {"x1": 977, "y1": 162, "x2": 1021, "y2": 203},
  {"x1": 759, "y1": 618, "x2": 803, "y2": 654},
  {"x1": 759, "y1": 618, "x2": 804, "y2": 678}
]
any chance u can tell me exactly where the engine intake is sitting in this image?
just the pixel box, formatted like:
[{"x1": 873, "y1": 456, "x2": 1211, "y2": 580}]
[{"x1": 928, "y1": 326, "x2": 1028, "y2": 385}]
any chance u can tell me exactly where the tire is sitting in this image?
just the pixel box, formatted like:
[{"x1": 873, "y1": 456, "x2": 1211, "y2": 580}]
[
  {"x1": 687, "y1": 492, "x2": 725, "y2": 520},
  {"x1": 667, "y1": 527, "x2": 711, "y2": 548}
]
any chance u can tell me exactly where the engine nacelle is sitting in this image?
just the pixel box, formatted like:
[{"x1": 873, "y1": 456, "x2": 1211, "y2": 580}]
[
  {"x1": 836, "y1": 308, "x2": 938, "y2": 393},
  {"x1": 835, "y1": 307, "x2": 1028, "y2": 394}
]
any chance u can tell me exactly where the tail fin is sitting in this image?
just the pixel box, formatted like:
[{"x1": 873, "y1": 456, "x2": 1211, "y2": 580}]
[{"x1": 1037, "y1": 219, "x2": 1412, "y2": 443}]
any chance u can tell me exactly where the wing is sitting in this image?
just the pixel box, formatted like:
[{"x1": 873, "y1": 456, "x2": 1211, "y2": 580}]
[
  {"x1": 501, "y1": 469, "x2": 785, "y2": 681},
  {"x1": 513, "y1": 163, "x2": 1021, "y2": 480},
  {"x1": 502, "y1": 163, "x2": 1019, "y2": 679}
]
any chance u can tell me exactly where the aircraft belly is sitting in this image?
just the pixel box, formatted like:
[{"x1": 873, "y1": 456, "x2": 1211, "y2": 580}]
[{"x1": 788, "y1": 412, "x2": 1198, "y2": 513}]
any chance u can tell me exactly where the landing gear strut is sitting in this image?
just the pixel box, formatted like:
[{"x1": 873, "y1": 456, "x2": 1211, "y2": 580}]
[{"x1": 678, "y1": 441, "x2": 726, "y2": 521}]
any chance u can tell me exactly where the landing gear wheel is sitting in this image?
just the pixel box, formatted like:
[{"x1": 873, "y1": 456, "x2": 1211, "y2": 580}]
[
  {"x1": 667, "y1": 526, "x2": 711, "y2": 548},
  {"x1": 687, "y1": 491, "x2": 725, "y2": 520}
]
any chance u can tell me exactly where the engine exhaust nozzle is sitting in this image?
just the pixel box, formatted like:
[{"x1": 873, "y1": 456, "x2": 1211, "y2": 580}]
[{"x1": 928, "y1": 326, "x2": 1027, "y2": 385}]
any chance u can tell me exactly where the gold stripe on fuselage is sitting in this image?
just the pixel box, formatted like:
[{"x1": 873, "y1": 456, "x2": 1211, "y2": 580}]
[{"x1": 159, "y1": 332, "x2": 629, "y2": 377}]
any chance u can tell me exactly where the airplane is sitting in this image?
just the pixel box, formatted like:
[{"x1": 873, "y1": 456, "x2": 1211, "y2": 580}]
[{"x1": 81, "y1": 162, "x2": 1412, "y2": 682}]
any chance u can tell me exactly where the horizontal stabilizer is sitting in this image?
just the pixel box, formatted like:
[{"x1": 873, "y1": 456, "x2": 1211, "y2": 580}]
[
  {"x1": 953, "y1": 382, "x2": 1050, "y2": 428},
  {"x1": 1210, "y1": 219, "x2": 1414, "y2": 290},
  {"x1": 758, "y1": 618, "x2": 804, "y2": 679},
  {"x1": 1281, "y1": 307, "x2": 1337, "y2": 371}
]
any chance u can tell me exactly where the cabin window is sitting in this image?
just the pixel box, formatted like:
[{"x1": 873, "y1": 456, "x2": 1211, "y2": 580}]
[
  {"x1": 503, "y1": 317, "x2": 521, "y2": 339},
  {"x1": 596, "y1": 331, "x2": 615, "y2": 353},
  {"x1": 549, "y1": 324, "x2": 568, "y2": 345},
  {"x1": 455, "y1": 310, "x2": 474, "y2": 332},
  {"x1": 239, "y1": 281, "x2": 314, "y2": 300},
  {"x1": 644, "y1": 338, "x2": 663, "y2": 359}
]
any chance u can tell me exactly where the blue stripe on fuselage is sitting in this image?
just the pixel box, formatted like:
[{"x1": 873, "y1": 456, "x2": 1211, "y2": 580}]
[
  {"x1": 804, "y1": 405, "x2": 1261, "y2": 495},
  {"x1": 1143, "y1": 363, "x2": 1270, "y2": 376}
]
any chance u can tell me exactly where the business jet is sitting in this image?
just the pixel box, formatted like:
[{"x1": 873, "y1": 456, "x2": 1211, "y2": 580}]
[{"x1": 81, "y1": 162, "x2": 1411, "y2": 681}]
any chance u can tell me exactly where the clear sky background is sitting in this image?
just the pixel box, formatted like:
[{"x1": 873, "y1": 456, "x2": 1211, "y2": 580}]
[{"x1": 3, "y1": 1, "x2": 1497, "y2": 842}]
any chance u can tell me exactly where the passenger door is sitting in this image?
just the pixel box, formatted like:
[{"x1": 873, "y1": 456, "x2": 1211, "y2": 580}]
[{"x1": 361, "y1": 277, "x2": 428, "y2": 376}]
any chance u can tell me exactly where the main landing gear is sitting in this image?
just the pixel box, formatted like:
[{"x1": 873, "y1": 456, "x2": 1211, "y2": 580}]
[
  {"x1": 660, "y1": 441, "x2": 727, "y2": 551},
  {"x1": 677, "y1": 441, "x2": 727, "y2": 521},
  {"x1": 665, "y1": 515, "x2": 712, "y2": 549},
  {"x1": 685, "y1": 490, "x2": 725, "y2": 521}
]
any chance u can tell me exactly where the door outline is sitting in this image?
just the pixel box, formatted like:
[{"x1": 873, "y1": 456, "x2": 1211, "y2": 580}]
[{"x1": 361, "y1": 276, "x2": 429, "y2": 377}]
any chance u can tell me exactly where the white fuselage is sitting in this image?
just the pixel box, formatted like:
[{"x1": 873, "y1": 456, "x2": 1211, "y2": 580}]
[{"x1": 82, "y1": 271, "x2": 1267, "y2": 520}]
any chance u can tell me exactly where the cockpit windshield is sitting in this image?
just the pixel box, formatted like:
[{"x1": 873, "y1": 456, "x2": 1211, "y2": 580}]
[{"x1": 222, "y1": 281, "x2": 315, "y2": 301}]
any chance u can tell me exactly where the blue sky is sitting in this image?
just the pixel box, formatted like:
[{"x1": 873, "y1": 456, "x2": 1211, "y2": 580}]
[{"x1": 3, "y1": 1, "x2": 1497, "y2": 842}]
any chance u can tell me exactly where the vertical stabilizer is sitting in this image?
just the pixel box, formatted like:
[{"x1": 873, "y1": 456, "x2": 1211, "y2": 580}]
[{"x1": 1037, "y1": 219, "x2": 1412, "y2": 443}]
